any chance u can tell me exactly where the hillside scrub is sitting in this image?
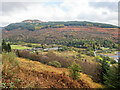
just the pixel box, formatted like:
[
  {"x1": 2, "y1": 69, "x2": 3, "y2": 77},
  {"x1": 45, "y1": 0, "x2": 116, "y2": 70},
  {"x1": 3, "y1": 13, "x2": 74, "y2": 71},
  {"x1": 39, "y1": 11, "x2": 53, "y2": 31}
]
[
  {"x1": 2, "y1": 52, "x2": 101, "y2": 88},
  {"x1": 48, "y1": 61, "x2": 61, "y2": 68},
  {"x1": 2, "y1": 52, "x2": 20, "y2": 88},
  {"x1": 2, "y1": 52, "x2": 19, "y2": 74},
  {"x1": 14, "y1": 50, "x2": 102, "y2": 83},
  {"x1": 15, "y1": 50, "x2": 72, "y2": 68}
]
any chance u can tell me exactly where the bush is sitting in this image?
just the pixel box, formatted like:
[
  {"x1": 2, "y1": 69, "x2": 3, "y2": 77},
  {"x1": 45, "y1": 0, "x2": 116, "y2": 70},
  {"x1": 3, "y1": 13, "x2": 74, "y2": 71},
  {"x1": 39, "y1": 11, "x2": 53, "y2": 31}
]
[
  {"x1": 26, "y1": 44, "x2": 32, "y2": 47},
  {"x1": 46, "y1": 51, "x2": 72, "y2": 67},
  {"x1": 59, "y1": 46, "x2": 68, "y2": 51},
  {"x1": 35, "y1": 50, "x2": 39, "y2": 55},
  {"x1": 48, "y1": 61, "x2": 61, "y2": 68},
  {"x1": 34, "y1": 45, "x2": 42, "y2": 48},
  {"x1": 110, "y1": 59, "x2": 117, "y2": 64},
  {"x1": 15, "y1": 50, "x2": 72, "y2": 68},
  {"x1": 69, "y1": 62, "x2": 82, "y2": 80},
  {"x1": 63, "y1": 71, "x2": 66, "y2": 76},
  {"x1": 2, "y1": 52, "x2": 19, "y2": 74},
  {"x1": 86, "y1": 51, "x2": 95, "y2": 57}
]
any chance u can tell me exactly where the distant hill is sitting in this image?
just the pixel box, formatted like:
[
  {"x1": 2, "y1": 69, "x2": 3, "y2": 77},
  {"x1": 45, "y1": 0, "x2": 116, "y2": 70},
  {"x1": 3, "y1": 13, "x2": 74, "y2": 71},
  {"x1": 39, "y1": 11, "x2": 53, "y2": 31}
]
[
  {"x1": 3, "y1": 20, "x2": 118, "y2": 31},
  {"x1": 2, "y1": 20, "x2": 119, "y2": 44}
]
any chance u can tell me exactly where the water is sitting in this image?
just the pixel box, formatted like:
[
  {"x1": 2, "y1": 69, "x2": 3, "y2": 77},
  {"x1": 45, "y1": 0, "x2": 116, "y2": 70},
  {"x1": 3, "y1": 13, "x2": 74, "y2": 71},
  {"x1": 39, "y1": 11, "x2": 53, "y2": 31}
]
[{"x1": 94, "y1": 51, "x2": 119, "y2": 62}]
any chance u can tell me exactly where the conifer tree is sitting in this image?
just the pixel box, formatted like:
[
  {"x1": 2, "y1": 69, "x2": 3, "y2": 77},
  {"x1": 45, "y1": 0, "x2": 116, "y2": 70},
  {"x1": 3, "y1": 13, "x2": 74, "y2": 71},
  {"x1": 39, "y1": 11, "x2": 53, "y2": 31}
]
[
  {"x1": 2, "y1": 39, "x2": 7, "y2": 51},
  {"x1": 8, "y1": 43, "x2": 11, "y2": 52},
  {"x1": 100, "y1": 56, "x2": 110, "y2": 84},
  {"x1": 16, "y1": 50, "x2": 20, "y2": 57},
  {"x1": 69, "y1": 62, "x2": 82, "y2": 80},
  {"x1": 104, "y1": 58, "x2": 120, "y2": 88},
  {"x1": 2, "y1": 39, "x2": 11, "y2": 52}
]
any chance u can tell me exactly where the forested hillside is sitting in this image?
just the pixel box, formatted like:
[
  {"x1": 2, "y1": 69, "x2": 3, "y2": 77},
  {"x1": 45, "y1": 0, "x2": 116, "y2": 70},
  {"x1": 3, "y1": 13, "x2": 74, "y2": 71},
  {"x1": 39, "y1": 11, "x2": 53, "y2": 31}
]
[
  {"x1": 4, "y1": 20, "x2": 118, "y2": 31},
  {"x1": 2, "y1": 20, "x2": 119, "y2": 49}
]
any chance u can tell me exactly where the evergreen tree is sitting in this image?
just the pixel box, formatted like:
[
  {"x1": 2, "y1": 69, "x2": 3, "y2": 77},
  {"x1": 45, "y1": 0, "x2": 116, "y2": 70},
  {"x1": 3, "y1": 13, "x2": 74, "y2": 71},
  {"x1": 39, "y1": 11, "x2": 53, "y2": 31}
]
[
  {"x1": 69, "y1": 62, "x2": 82, "y2": 80},
  {"x1": 8, "y1": 43, "x2": 11, "y2": 52},
  {"x1": 35, "y1": 50, "x2": 39, "y2": 55},
  {"x1": 104, "y1": 58, "x2": 120, "y2": 88},
  {"x1": 16, "y1": 50, "x2": 20, "y2": 57},
  {"x1": 2, "y1": 39, "x2": 8, "y2": 52},
  {"x1": 2, "y1": 39, "x2": 11, "y2": 52},
  {"x1": 93, "y1": 44, "x2": 96, "y2": 50},
  {"x1": 100, "y1": 56, "x2": 110, "y2": 84}
]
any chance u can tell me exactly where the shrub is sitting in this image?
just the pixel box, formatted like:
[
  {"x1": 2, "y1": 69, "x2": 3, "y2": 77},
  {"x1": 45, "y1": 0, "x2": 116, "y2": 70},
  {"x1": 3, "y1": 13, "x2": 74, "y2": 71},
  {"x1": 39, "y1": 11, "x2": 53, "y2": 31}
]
[
  {"x1": 110, "y1": 59, "x2": 117, "y2": 64},
  {"x1": 46, "y1": 51, "x2": 72, "y2": 68},
  {"x1": 63, "y1": 71, "x2": 66, "y2": 76},
  {"x1": 48, "y1": 61, "x2": 61, "y2": 68},
  {"x1": 69, "y1": 62, "x2": 82, "y2": 80},
  {"x1": 35, "y1": 50, "x2": 39, "y2": 55},
  {"x1": 26, "y1": 44, "x2": 32, "y2": 47},
  {"x1": 34, "y1": 45, "x2": 42, "y2": 48},
  {"x1": 86, "y1": 51, "x2": 95, "y2": 57},
  {"x1": 77, "y1": 58, "x2": 102, "y2": 82},
  {"x1": 2, "y1": 52, "x2": 19, "y2": 75}
]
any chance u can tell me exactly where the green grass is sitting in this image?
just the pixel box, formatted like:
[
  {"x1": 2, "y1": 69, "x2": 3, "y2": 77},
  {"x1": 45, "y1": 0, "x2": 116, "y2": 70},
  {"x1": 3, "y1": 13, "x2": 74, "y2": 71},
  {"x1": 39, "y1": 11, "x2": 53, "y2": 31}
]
[
  {"x1": 100, "y1": 47, "x2": 109, "y2": 50},
  {"x1": 11, "y1": 45, "x2": 32, "y2": 50},
  {"x1": 24, "y1": 43, "x2": 40, "y2": 45}
]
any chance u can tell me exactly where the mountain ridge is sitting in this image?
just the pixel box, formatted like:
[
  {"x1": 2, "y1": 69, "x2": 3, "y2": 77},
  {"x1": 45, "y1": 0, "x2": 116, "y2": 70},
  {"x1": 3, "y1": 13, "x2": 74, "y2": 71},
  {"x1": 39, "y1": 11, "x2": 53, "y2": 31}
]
[
  {"x1": 3, "y1": 20, "x2": 118, "y2": 31},
  {"x1": 2, "y1": 19, "x2": 119, "y2": 44}
]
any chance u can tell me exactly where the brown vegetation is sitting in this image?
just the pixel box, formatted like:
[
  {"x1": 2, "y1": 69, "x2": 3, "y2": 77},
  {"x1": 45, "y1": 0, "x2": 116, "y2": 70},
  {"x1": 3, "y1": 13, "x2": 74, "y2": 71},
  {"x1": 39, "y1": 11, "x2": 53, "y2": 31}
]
[
  {"x1": 15, "y1": 50, "x2": 102, "y2": 83},
  {"x1": 3, "y1": 26, "x2": 118, "y2": 43},
  {"x1": 2, "y1": 52, "x2": 102, "y2": 88}
]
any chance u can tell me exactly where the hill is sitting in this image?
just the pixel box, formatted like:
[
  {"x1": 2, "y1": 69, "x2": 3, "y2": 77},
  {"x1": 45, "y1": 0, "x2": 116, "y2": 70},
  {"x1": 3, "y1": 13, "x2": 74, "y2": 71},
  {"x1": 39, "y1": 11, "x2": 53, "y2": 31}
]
[
  {"x1": 2, "y1": 52, "x2": 102, "y2": 88},
  {"x1": 2, "y1": 20, "x2": 119, "y2": 44},
  {"x1": 3, "y1": 20, "x2": 118, "y2": 31}
]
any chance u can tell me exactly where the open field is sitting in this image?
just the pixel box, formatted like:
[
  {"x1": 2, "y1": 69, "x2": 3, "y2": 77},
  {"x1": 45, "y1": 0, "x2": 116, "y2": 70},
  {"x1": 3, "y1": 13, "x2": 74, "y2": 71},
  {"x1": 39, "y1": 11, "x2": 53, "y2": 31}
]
[{"x1": 11, "y1": 45, "x2": 32, "y2": 50}]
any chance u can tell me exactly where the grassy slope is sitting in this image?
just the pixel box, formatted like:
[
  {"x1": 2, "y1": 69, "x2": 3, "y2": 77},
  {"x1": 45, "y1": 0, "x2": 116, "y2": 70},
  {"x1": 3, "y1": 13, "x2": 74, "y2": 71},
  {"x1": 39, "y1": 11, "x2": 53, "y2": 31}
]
[
  {"x1": 18, "y1": 57, "x2": 102, "y2": 88},
  {"x1": 2, "y1": 52, "x2": 103, "y2": 88}
]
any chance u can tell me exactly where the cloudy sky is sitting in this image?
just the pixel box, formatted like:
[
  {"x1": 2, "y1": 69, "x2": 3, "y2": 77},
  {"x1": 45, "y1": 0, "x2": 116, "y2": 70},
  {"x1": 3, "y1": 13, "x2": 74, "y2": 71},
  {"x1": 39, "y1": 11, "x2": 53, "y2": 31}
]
[{"x1": 0, "y1": 0, "x2": 119, "y2": 27}]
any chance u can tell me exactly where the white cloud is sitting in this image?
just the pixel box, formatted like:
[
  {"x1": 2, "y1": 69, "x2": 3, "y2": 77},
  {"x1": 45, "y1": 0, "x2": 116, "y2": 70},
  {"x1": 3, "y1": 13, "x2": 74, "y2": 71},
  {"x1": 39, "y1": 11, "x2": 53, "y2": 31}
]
[{"x1": 0, "y1": 0, "x2": 118, "y2": 27}]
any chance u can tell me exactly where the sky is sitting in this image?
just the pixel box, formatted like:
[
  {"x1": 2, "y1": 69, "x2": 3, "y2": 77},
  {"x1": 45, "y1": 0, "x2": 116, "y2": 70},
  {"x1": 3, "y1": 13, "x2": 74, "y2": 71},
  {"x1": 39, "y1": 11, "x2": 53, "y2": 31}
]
[{"x1": 0, "y1": 0, "x2": 119, "y2": 27}]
